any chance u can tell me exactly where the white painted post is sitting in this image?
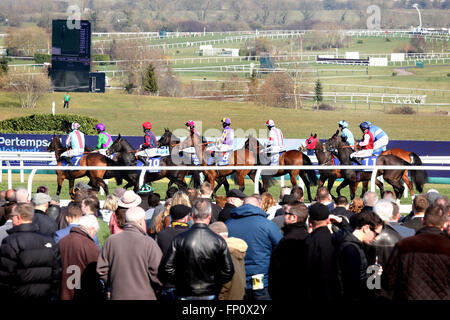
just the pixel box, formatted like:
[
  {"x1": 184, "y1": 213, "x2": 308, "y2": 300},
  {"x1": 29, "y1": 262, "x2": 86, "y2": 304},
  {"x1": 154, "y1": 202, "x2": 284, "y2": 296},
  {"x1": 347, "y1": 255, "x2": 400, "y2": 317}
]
[
  {"x1": 52, "y1": 101, "x2": 55, "y2": 116},
  {"x1": 27, "y1": 168, "x2": 37, "y2": 200},
  {"x1": 7, "y1": 161, "x2": 12, "y2": 190},
  {"x1": 20, "y1": 160, "x2": 24, "y2": 183},
  {"x1": 254, "y1": 169, "x2": 262, "y2": 194}
]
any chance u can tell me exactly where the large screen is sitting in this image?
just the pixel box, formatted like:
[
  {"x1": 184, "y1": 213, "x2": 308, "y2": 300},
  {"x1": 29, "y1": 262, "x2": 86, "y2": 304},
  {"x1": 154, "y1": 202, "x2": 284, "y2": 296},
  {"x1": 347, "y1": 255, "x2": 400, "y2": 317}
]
[{"x1": 51, "y1": 20, "x2": 91, "y2": 58}]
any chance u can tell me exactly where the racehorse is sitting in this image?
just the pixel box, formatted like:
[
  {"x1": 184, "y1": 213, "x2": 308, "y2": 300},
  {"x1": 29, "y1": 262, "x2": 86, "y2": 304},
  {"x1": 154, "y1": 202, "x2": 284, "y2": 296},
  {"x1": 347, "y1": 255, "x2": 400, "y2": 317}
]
[
  {"x1": 303, "y1": 133, "x2": 345, "y2": 200},
  {"x1": 324, "y1": 131, "x2": 426, "y2": 200},
  {"x1": 245, "y1": 135, "x2": 318, "y2": 203},
  {"x1": 47, "y1": 135, "x2": 118, "y2": 196},
  {"x1": 159, "y1": 129, "x2": 260, "y2": 195},
  {"x1": 381, "y1": 148, "x2": 427, "y2": 196},
  {"x1": 107, "y1": 134, "x2": 193, "y2": 192}
]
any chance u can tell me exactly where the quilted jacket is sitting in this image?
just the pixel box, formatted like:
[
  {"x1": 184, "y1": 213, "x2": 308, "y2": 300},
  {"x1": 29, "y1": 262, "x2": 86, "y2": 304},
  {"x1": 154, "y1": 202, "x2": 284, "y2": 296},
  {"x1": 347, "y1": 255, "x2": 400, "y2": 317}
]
[{"x1": 382, "y1": 227, "x2": 450, "y2": 300}]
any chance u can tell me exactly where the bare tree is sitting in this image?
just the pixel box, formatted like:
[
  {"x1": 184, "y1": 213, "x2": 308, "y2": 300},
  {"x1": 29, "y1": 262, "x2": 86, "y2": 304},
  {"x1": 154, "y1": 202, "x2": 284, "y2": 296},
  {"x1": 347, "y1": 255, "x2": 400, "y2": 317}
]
[{"x1": 8, "y1": 72, "x2": 50, "y2": 108}]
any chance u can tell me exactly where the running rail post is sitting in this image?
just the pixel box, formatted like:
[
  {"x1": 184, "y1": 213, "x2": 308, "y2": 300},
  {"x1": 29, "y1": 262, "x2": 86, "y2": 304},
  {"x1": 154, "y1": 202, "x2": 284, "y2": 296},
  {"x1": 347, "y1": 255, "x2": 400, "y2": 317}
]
[
  {"x1": 27, "y1": 168, "x2": 38, "y2": 200},
  {"x1": 7, "y1": 160, "x2": 12, "y2": 190},
  {"x1": 254, "y1": 168, "x2": 262, "y2": 194},
  {"x1": 370, "y1": 166, "x2": 379, "y2": 193},
  {"x1": 139, "y1": 167, "x2": 146, "y2": 188}
]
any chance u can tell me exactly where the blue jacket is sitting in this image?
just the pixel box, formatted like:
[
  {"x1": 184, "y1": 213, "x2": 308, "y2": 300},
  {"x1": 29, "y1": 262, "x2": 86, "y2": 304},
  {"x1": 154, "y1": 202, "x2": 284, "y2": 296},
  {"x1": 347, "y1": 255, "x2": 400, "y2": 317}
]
[{"x1": 226, "y1": 204, "x2": 282, "y2": 289}]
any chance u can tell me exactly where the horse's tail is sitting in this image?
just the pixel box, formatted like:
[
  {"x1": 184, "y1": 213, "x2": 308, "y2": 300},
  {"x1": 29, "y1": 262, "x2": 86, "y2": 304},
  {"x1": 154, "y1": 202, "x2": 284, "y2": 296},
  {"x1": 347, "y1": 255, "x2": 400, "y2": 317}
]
[
  {"x1": 409, "y1": 152, "x2": 428, "y2": 193},
  {"x1": 302, "y1": 153, "x2": 318, "y2": 186},
  {"x1": 190, "y1": 170, "x2": 201, "y2": 189},
  {"x1": 262, "y1": 175, "x2": 277, "y2": 189}
]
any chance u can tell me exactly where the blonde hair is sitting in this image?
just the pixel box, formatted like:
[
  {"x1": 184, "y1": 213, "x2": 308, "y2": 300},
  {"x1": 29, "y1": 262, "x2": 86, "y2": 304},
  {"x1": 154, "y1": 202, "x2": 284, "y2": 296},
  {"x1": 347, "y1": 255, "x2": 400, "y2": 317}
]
[
  {"x1": 151, "y1": 199, "x2": 172, "y2": 234},
  {"x1": 103, "y1": 194, "x2": 119, "y2": 212},
  {"x1": 261, "y1": 192, "x2": 277, "y2": 213},
  {"x1": 171, "y1": 191, "x2": 191, "y2": 207},
  {"x1": 349, "y1": 197, "x2": 364, "y2": 214}
]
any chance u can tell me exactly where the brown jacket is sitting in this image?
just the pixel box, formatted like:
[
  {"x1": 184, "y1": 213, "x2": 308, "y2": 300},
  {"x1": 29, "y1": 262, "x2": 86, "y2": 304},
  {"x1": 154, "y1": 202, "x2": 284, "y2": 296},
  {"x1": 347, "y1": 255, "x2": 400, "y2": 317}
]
[
  {"x1": 219, "y1": 237, "x2": 248, "y2": 300},
  {"x1": 97, "y1": 223, "x2": 163, "y2": 300},
  {"x1": 58, "y1": 226, "x2": 100, "y2": 300},
  {"x1": 382, "y1": 227, "x2": 450, "y2": 300}
]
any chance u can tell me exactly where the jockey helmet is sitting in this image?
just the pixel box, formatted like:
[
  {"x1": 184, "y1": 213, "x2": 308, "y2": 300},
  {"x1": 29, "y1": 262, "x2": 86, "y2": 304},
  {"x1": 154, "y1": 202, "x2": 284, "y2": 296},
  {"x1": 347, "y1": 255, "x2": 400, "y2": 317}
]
[
  {"x1": 221, "y1": 117, "x2": 231, "y2": 125},
  {"x1": 142, "y1": 121, "x2": 152, "y2": 130},
  {"x1": 359, "y1": 122, "x2": 370, "y2": 132},
  {"x1": 95, "y1": 123, "x2": 105, "y2": 132},
  {"x1": 338, "y1": 120, "x2": 348, "y2": 128},
  {"x1": 71, "y1": 122, "x2": 81, "y2": 130},
  {"x1": 365, "y1": 121, "x2": 372, "y2": 126},
  {"x1": 185, "y1": 120, "x2": 195, "y2": 127},
  {"x1": 266, "y1": 119, "x2": 275, "y2": 128}
]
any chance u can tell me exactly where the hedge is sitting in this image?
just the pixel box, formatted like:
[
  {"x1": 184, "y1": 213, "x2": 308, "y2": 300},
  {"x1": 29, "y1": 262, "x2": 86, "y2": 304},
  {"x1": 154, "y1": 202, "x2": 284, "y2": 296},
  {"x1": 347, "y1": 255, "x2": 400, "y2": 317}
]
[
  {"x1": 0, "y1": 114, "x2": 99, "y2": 134},
  {"x1": 34, "y1": 53, "x2": 51, "y2": 64},
  {"x1": 93, "y1": 54, "x2": 110, "y2": 66}
]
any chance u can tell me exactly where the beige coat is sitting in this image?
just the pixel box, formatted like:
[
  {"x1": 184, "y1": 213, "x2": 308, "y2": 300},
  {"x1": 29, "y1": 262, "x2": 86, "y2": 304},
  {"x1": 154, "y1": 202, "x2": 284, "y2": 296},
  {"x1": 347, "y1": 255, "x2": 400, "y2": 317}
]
[{"x1": 219, "y1": 237, "x2": 248, "y2": 300}]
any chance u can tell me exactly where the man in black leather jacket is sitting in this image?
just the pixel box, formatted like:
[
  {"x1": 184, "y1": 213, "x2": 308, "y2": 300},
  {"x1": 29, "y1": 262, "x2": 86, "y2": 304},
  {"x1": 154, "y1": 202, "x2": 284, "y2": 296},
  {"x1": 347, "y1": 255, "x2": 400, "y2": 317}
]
[{"x1": 158, "y1": 198, "x2": 234, "y2": 300}]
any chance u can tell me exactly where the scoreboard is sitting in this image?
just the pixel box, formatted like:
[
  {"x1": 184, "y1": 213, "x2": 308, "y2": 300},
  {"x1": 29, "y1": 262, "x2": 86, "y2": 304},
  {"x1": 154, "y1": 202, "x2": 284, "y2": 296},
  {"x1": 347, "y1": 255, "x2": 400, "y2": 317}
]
[{"x1": 51, "y1": 20, "x2": 91, "y2": 91}]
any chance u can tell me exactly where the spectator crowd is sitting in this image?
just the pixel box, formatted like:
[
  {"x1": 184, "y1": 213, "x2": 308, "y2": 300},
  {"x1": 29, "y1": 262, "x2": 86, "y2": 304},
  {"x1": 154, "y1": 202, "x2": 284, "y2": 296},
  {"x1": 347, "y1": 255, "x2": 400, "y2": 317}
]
[{"x1": 0, "y1": 181, "x2": 448, "y2": 301}]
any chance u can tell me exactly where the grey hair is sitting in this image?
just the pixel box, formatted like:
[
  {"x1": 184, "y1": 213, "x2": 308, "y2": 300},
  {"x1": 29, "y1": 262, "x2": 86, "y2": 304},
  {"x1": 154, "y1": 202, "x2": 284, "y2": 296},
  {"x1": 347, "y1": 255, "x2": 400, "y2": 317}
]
[
  {"x1": 15, "y1": 187, "x2": 29, "y2": 203},
  {"x1": 374, "y1": 199, "x2": 394, "y2": 222},
  {"x1": 244, "y1": 195, "x2": 262, "y2": 208},
  {"x1": 192, "y1": 198, "x2": 212, "y2": 220},
  {"x1": 363, "y1": 191, "x2": 379, "y2": 207},
  {"x1": 126, "y1": 206, "x2": 146, "y2": 223},
  {"x1": 78, "y1": 214, "x2": 100, "y2": 233}
]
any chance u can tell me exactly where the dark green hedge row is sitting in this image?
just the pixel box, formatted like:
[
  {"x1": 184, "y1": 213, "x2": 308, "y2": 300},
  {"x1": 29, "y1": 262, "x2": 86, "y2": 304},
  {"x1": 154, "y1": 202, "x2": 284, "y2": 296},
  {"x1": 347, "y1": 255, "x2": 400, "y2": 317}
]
[
  {"x1": 92, "y1": 54, "x2": 110, "y2": 66},
  {"x1": 34, "y1": 53, "x2": 51, "y2": 64},
  {"x1": 0, "y1": 114, "x2": 99, "y2": 134}
]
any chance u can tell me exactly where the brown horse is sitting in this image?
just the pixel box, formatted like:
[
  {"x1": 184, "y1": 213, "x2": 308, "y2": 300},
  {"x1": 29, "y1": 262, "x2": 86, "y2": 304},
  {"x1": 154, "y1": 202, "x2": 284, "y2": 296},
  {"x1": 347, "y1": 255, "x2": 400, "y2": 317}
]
[
  {"x1": 380, "y1": 148, "x2": 427, "y2": 196},
  {"x1": 47, "y1": 135, "x2": 119, "y2": 196},
  {"x1": 324, "y1": 131, "x2": 427, "y2": 200},
  {"x1": 175, "y1": 130, "x2": 261, "y2": 195},
  {"x1": 303, "y1": 133, "x2": 345, "y2": 200},
  {"x1": 245, "y1": 135, "x2": 318, "y2": 202}
]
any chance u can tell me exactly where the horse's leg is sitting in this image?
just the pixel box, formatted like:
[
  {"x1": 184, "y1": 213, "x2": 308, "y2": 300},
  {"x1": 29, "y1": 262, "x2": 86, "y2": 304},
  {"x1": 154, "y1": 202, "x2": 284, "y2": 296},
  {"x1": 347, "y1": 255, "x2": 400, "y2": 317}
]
[
  {"x1": 95, "y1": 177, "x2": 109, "y2": 196},
  {"x1": 327, "y1": 176, "x2": 337, "y2": 201},
  {"x1": 402, "y1": 172, "x2": 414, "y2": 198},
  {"x1": 68, "y1": 179, "x2": 75, "y2": 196},
  {"x1": 360, "y1": 181, "x2": 369, "y2": 198},
  {"x1": 298, "y1": 170, "x2": 313, "y2": 203},
  {"x1": 375, "y1": 178, "x2": 385, "y2": 198},
  {"x1": 237, "y1": 172, "x2": 246, "y2": 192},
  {"x1": 56, "y1": 173, "x2": 65, "y2": 196},
  {"x1": 384, "y1": 177, "x2": 404, "y2": 200}
]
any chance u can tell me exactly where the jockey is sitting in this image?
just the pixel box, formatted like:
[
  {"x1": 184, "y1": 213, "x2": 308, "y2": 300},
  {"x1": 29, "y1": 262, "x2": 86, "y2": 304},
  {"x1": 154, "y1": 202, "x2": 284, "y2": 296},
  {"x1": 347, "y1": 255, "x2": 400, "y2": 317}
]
[
  {"x1": 60, "y1": 122, "x2": 85, "y2": 162},
  {"x1": 185, "y1": 120, "x2": 200, "y2": 137},
  {"x1": 139, "y1": 121, "x2": 158, "y2": 158},
  {"x1": 337, "y1": 120, "x2": 355, "y2": 146},
  {"x1": 366, "y1": 121, "x2": 389, "y2": 155},
  {"x1": 208, "y1": 117, "x2": 234, "y2": 153},
  {"x1": 350, "y1": 122, "x2": 374, "y2": 165},
  {"x1": 95, "y1": 123, "x2": 113, "y2": 153},
  {"x1": 265, "y1": 119, "x2": 284, "y2": 155}
]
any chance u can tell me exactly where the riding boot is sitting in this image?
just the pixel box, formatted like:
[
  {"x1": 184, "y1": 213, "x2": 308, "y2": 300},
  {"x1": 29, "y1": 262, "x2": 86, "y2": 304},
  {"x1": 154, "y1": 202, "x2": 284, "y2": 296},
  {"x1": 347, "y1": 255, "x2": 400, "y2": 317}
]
[
  {"x1": 59, "y1": 156, "x2": 71, "y2": 164},
  {"x1": 137, "y1": 155, "x2": 148, "y2": 165},
  {"x1": 352, "y1": 157, "x2": 362, "y2": 165}
]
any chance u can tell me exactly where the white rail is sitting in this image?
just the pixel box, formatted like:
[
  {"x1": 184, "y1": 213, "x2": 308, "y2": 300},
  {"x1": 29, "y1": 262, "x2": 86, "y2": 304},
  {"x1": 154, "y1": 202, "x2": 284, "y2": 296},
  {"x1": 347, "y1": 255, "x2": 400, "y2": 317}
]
[{"x1": 0, "y1": 165, "x2": 448, "y2": 201}]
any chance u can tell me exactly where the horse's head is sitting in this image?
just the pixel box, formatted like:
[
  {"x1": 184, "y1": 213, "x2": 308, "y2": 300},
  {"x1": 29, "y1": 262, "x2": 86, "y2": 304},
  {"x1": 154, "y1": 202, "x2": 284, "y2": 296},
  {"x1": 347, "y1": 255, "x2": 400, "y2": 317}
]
[
  {"x1": 106, "y1": 134, "x2": 123, "y2": 155},
  {"x1": 158, "y1": 129, "x2": 179, "y2": 147},
  {"x1": 244, "y1": 135, "x2": 261, "y2": 154},
  {"x1": 325, "y1": 130, "x2": 343, "y2": 152},
  {"x1": 47, "y1": 135, "x2": 62, "y2": 152},
  {"x1": 305, "y1": 133, "x2": 318, "y2": 150}
]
